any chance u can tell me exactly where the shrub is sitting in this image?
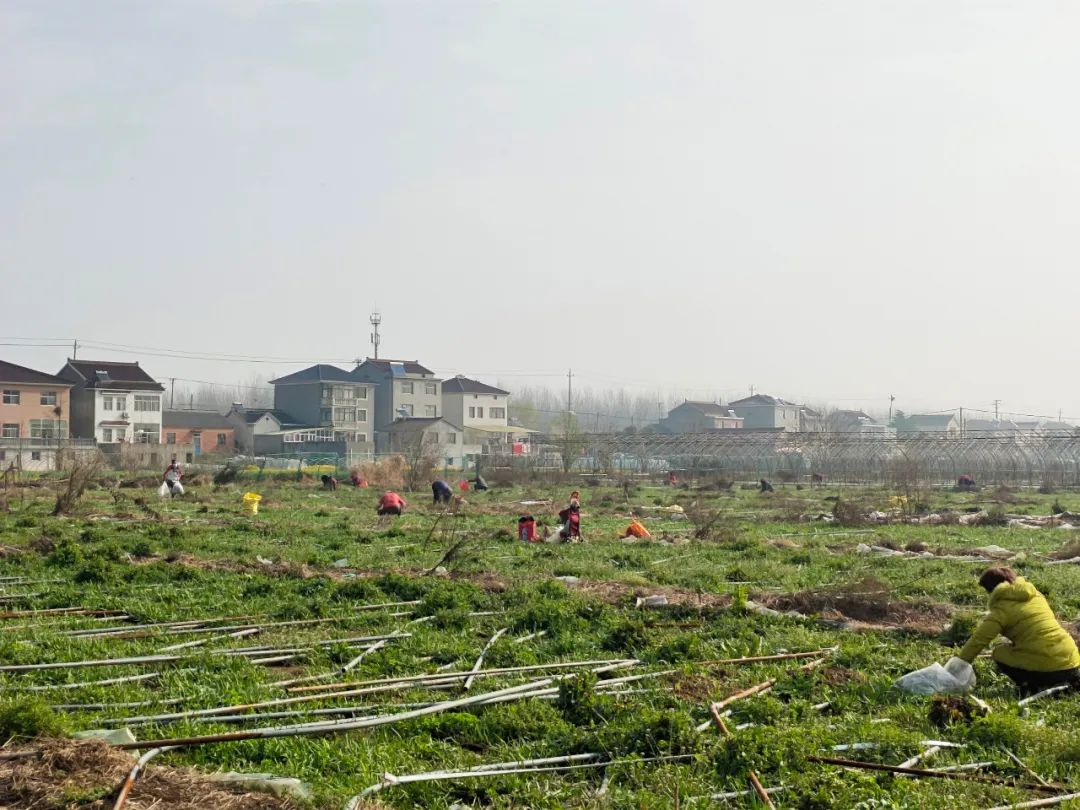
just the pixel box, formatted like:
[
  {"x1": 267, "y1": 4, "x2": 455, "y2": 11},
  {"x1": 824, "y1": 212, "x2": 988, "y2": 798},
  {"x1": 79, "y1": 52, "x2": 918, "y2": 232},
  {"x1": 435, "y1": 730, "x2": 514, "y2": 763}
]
[{"x1": 0, "y1": 698, "x2": 67, "y2": 740}]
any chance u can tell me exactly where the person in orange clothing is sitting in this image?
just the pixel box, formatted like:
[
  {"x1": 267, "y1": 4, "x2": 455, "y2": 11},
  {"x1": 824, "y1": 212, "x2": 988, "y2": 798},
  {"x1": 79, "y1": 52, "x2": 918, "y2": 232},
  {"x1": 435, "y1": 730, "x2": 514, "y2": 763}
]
[
  {"x1": 621, "y1": 519, "x2": 652, "y2": 539},
  {"x1": 376, "y1": 491, "x2": 407, "y2": 516}
]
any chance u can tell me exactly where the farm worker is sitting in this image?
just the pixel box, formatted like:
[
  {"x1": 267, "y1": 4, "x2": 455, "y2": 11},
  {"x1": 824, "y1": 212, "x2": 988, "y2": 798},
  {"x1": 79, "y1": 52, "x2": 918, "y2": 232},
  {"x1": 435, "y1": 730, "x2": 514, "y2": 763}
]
[
  {"x1": 956, "y1": 567, "x2": 1080, "y2": 694},
  {"x1": 667, "y1": 471, "x2": 678, "y2": 486},
  {"x1": 471, "y1": 474, "x2": 489, "y2": 491},
  {"x1": 759, "y1": 479, "x2": 774, "y2": 493},
  {"x1": 432, "y1": 479, "x2": 453, "y2": 505},
  {"x1": 458, "y1": 479, "x2": 470, "y2": 492},
  {"x1": 558, "y1": 501, "x2": 581, "y2": 541},
  {"x1": 163, "y1": 458, "x2": 182, "y2": 492},
  {"x1": 377, "y1": 491, "x2": 407, "y2": 516},
  {"x1": 621, "y1": 520, "x2": 651, "y2": 539},
  {"x1": 349, "y1": 471, "x2": 368, "y2": 488},
  {"x1": 321, "y1": 474, "x2": 338, "y2": 491}
]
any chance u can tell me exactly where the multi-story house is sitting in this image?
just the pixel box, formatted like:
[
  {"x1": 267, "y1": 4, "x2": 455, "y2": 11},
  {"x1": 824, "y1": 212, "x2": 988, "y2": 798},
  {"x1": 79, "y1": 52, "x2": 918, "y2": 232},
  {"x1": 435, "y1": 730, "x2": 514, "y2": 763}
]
[
  {"x1": 268, "y1": 364, "x2": 374, "y2": 446},
  {"x1": 0, "y1": 359, "x2": 73, "y2": 469},
  {"x1": 57, "y1": 360, "x2": 165, "y2": 444},
  {"x1": 351, "y1": 359, "x2": 442, "y2": 453},
  {"x1": 729, "y1": 394, "x2": 804, "y2": 432},
  {"x1": 658, "y1": 401, "x2": 744, "y2": 433}
]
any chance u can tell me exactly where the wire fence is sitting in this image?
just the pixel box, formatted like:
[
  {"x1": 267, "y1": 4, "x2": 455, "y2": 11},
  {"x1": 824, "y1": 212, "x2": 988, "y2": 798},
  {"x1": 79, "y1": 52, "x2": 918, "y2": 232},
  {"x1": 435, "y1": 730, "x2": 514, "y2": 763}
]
[{"x1": 522, "y1": 431, "x2": 1080, "y2": 487}]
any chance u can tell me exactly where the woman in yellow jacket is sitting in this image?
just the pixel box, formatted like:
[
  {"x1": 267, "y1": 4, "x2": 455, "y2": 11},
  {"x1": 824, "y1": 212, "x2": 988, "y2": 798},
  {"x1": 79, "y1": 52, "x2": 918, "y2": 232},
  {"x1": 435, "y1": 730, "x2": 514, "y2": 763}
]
[{"x1": 958, "y1": 567, "x2": 1080, "y2": 694}]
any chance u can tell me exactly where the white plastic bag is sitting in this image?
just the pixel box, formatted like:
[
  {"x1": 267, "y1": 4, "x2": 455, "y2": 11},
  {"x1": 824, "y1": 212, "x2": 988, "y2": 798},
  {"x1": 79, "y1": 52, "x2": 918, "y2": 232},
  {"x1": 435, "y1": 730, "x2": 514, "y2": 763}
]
[
  {"x1": 171, "y1": 481, "x2": 184, "y2": 496},
  {"x1": 158, "y1": 481, "x2": 184, "y2": 498},
  {"x1": 158, "y1": 482, "x2": 170, "y2": 498},
  {"x1": 895, "y1": 657, "x2": 976, "y2": 695}
]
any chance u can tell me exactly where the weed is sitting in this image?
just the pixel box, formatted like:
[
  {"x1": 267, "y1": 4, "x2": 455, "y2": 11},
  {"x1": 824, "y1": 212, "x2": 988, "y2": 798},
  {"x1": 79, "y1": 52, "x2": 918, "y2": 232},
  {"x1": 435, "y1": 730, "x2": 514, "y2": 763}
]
[{"x1": 0, "y1": 698, "x2": 67, "y2": 740}]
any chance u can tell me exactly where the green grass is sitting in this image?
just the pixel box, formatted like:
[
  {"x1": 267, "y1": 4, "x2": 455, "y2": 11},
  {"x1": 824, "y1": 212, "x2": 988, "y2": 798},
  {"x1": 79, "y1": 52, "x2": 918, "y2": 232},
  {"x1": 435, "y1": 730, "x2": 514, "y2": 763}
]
[{"x1": 0, "y1": 477, "x2": 1079, "y2": 807}]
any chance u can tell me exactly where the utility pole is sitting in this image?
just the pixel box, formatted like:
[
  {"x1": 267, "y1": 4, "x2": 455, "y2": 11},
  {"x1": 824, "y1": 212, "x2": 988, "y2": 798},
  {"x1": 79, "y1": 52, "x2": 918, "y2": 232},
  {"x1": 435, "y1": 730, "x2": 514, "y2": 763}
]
[
  {"x1": 169, "y1": 378, "x2": 176, "y2": 409},
  {"x1": 993, "y1": 399, "x2": 1001, "y2": 421},
  {"x1": 566, "y1": 369, "x2": 574, "y2": 436},
  {"x1": 888, "y1": 394, "x2": 895, "y2": 423},
  {"x1": 369, "y1": 310, "x2": 382, "y2": 360},
  {"x1": 72, "y1": 339, "x2": 78, "y2": 359},
  {"x1": 959, "y1": 406, "x2": 964, "y2": 437}
]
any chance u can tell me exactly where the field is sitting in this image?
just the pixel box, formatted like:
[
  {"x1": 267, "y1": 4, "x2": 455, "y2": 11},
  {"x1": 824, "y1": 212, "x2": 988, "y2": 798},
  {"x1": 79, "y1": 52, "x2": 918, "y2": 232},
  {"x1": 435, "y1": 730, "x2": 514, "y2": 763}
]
[{"x1": 2, "y1": 471, "x2": 1080, "y2": 809}]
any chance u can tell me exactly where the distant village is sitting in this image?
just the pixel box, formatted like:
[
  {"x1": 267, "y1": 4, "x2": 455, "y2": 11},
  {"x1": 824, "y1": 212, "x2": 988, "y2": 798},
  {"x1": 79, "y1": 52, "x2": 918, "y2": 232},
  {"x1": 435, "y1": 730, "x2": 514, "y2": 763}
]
[{"x1": 0, "y1": 355, "x2": 1074, "y2": 473}]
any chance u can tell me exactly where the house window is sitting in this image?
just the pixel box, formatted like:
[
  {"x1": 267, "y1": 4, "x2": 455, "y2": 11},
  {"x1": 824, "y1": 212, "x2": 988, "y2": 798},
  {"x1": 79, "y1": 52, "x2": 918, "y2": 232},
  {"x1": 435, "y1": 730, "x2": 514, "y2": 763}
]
[
  {"x1": 424, "y1": 383, "x2": 437, "y2": 395},
  {"x1": 2, "y1": 390, "x2": 19, "y2": 405},
  {"x1": 447, "y1": 432, "x2": 457, "y2": 444},
  {"x1": 490, "y1": 407, "x2": 506, "y2": 419},
  {"x1": 468, "y1": 407, "x2": 476, "y2": 418},
  {"x1": 1, "y1": 424, "x2": 18, "y2": 438},
  {"x1": 0, "y1": 451, "x2": 4, "y2": 460},
  {"x1": 134, "y1": 395, "x2": 160, "y2": 412},
  {"x1": 476, "y1": 407, "x2": 484, "y2": 418},
  {"x1": 31, "y1": 451, "x2": 41, "y2": 461},
  {"x1": 357, "y1": 409, "x2": 367, "y2": 422},
  {"x1": 402, "y1": 404, "x2": 414, "y2": 416},
  {"x1": 30, "y1": 419, "x2": 67, "y2": 439},
  {"x1": 186, "y1": 453, "x2": 193, "y2": 463},
  {"x1": 102, "y1": 396, "x2": 113, "y2": 411},
  {"x1": 424, "y1": 405, "x2": 437, "y2": 417},
  {"x1": 320, "y1": 408, "x2": 332, "y2": 423},
  {"x1": 335, "y1": 386, "x2": 354, "y2": 400},
  {"x1": 356, "y1": 387, "x2": 368, "y2": 399},
  {"x1": 101, "y1": 428, "x2": 113, "y2": 442},
  {"x1": 334, "y1": 407, "x2": 356, "y2": 422},
  {"x1": 355, "y1": 433, "x2": 367, "y2": 443},
  {"x1": 134, "y1": 423, "x2": 159, "y2": 443},
  {"x1": 401, "y1": 381, "x2": 414, "y2": 394},
  {"x1": 116, "y1": 397, "x2": 128, "y2": 412},
  {"x1": 40, "y1": 391, "x2": 57, "y2": 406},
  {"x1": 217, "y1": 433, "x2": 226, "y2": 446},
  {"x1": 166, "y1": 433, "x2": 176, "y2": 444}
]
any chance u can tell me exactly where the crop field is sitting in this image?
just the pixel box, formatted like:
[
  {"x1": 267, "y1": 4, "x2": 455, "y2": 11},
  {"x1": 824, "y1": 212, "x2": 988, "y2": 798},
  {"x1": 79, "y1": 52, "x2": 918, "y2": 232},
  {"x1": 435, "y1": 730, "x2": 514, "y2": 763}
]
[{"x1": 2, "y1": 472, "x2": 1080, "y2": 809}]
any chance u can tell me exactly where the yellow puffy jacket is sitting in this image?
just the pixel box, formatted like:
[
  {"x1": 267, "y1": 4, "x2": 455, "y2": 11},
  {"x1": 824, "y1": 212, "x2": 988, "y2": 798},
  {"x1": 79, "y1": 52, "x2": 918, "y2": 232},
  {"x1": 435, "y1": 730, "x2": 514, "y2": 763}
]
[{"x1": 958, "y1": 577, "x2": 1080, "y2": 672}]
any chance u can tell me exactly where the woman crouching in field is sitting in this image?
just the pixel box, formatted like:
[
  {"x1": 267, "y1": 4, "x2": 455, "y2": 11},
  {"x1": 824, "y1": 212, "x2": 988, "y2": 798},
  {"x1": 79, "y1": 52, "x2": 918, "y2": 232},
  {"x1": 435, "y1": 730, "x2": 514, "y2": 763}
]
[{"x1": 956, "y1": 567, "x2": 1080, "y2": 694}]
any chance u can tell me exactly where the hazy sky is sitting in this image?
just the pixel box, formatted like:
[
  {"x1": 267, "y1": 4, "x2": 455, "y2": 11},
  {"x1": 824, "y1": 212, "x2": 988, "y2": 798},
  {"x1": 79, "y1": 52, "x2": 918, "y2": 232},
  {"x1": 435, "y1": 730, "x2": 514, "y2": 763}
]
[{"x1": 3, "y1": 1, "x2": 1079, "y2": 421}]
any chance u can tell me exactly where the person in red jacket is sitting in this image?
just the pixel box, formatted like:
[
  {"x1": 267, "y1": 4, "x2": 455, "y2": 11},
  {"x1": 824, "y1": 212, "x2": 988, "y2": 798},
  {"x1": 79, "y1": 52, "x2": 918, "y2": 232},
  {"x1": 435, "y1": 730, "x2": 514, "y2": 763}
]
[{"x1": 377, "y1": 491, "x2": 407, "y2": 516}]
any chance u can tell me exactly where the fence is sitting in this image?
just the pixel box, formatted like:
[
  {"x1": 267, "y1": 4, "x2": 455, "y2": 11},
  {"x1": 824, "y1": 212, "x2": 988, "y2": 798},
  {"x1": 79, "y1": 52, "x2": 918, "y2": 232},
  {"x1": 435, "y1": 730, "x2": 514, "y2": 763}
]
[
  {"x1": 523, "y1": 431, "x2": 1080, "y2": 487},
  {"x1": 0, "y1": 438, "x2": 99, "y2": 473}
]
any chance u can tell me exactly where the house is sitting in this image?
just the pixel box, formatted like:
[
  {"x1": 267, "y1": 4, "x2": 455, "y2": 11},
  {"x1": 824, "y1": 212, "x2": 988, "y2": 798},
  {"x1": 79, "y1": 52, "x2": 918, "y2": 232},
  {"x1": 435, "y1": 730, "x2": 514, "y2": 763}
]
[
  {"x1": 227, "y1": 406, "x2": 307, "y2": 454},
  {"x1": 162, "y1": 410, "x2": 236, "y2": 456},
  {"x1": 269, "y1": 365, "x2": 374, "y2": 447},
  {"x1": 441, "y1": 376, "x2": 527, "y2": 453},
  {"x1": 658, "y1": 401, "x2": 744, "y2": 434},
  {"x1": 798, "y1": 406, "x2": 826, "y2": 433},
  {"x1": 379, "y1": 417, "x2": 466, "y2": 469},
  {"x1": 57, "y1": 360, "x2": 165, "y2": 444},
  {"x1": 351, "y1": 359, "x2": 442, "y2": 453},
  {"x1": 898, "y1": 413, "x2": 961, "y2": 435},
  {"x1": 828, "y1": 410, "x2": 895, "y2": 437},
  {"x1": 0, "y1": 360, "x2": 74, "y2": 470},
  {"x1": 729, "y1": 394, "x2": 803, "y2": 432}
]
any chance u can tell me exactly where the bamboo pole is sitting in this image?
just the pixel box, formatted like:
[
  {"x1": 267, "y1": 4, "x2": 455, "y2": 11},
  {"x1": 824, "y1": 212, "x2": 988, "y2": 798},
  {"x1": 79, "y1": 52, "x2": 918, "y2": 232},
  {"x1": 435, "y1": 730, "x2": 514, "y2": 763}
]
[
  {"x1": 709, "y1": 704, "x2": 775, "y2": 809},
  {"x1": 159, "y1": 627, "x2": 260, "y2": 652},
  {"x1": 1018, "y1": 685, "x2": 1070, "y2": 707},
  {"x1": 0, "y1": 634, "x2": 403, "y2": 672},
  {"x1": 464, "y1": 628, "x2": 507, "y2": 690},
  {"x1": 695, "y1": 649, "x2": 833, "y2": 666},
  {"x1": 0, "y1": 607, "x2": 125, "y2": 620},
  {"x1": 702, "y1": 786, "x2": 787, "y2": 802},
  {"x1": 105, "y1": 661, "x2": 643, "y2": 728},
  {"x1": 343, "y1": 753, "x2": 694, "y2": 807},
  {"x1": 287, "y1": 658, "x2": 635, "y2": 694},
  {"x1": 985, "y1": 793, "x2": 1080, "y2": 810},
  {"x1": 111, "y1": 746, "x2": 175, "y2": 810},
  {"x1": 115, "y1": 669, "x2": 611, "y2": 750},
  {"x1": 808, "y1": 757, "x2": 1061, "y2": 792},
  {"x1": 1004, "y1": 750, "x2": 1053, "y2": 788},
  {"x1": 18, "y1": 672, "x2": 169, "y2": 692}
]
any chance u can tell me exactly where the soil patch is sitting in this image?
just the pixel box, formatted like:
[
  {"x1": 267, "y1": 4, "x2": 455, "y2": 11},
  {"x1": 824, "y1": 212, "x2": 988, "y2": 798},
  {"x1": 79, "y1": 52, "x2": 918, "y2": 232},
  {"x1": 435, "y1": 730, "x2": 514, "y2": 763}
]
[
  {"x1": 756, "y1": 576, "x2": 951, "y2": 633},
  {"x1": 0, "y1": 739, "x2": 303, "y2": 809}
]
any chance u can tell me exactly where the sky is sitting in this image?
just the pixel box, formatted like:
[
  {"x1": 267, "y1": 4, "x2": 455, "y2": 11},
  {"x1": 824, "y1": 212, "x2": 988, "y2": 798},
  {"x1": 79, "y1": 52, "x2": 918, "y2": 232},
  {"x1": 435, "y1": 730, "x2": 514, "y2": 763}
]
[{"x1": 3, "y1": 1, "x2": 1079, "y2": 422}]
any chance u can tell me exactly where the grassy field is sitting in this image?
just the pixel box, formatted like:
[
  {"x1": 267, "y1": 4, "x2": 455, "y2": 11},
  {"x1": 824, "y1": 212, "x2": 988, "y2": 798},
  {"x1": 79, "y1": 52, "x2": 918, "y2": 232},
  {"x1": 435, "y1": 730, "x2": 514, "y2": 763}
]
[{"x1": 2, "y1": 473, "x2": 1080, "y2": 809}]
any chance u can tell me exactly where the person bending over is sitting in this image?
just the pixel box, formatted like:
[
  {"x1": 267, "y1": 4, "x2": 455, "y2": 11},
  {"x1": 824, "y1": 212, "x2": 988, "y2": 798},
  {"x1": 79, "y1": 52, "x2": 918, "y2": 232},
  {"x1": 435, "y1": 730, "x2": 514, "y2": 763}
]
[{"x1": 957, "y1": 567, "x2": 1080, "y2": 694}]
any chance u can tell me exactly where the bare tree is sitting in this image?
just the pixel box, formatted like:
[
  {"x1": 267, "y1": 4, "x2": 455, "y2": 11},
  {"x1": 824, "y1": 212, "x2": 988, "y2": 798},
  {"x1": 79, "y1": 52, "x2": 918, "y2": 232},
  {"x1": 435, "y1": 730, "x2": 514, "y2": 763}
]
[
  {"x1": 52, "y1": 453, "x2": 103, "y2": 516},
  {"x1": 401, "y1": 430, "x2": 443, "y2": 492}
]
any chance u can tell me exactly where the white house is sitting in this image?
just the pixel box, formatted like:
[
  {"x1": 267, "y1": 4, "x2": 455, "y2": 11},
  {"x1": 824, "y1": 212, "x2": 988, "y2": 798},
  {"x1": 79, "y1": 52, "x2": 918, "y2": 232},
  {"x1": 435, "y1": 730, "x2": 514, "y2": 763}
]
[
  {"x1": 441, "y1": 376, "x2": 520, "y2": 453},
  {"x1": 57, "y1": 360, "x2": 165, "y2": 444}
]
